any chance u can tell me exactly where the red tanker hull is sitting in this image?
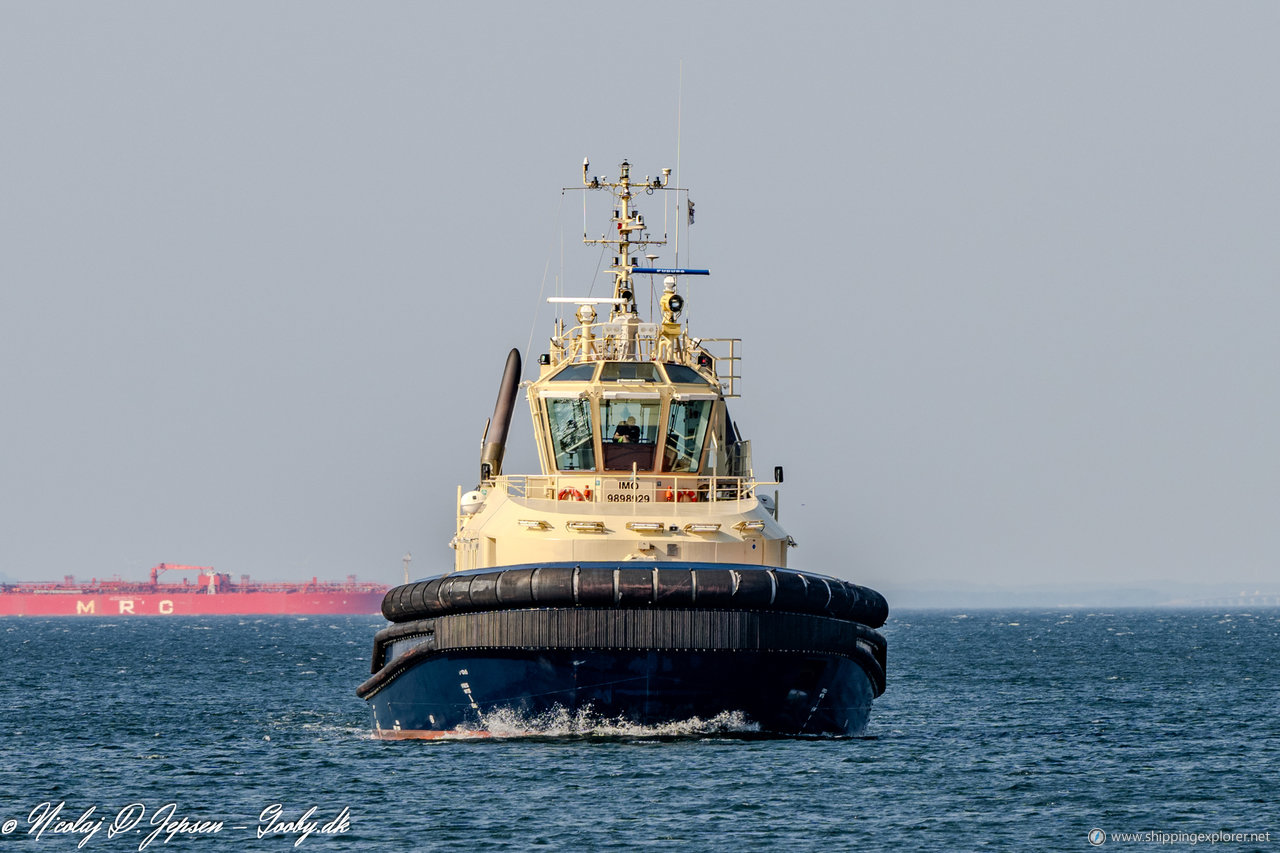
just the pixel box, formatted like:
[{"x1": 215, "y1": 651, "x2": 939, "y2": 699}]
[
  {"x1": 0, "y1": 590, "x2": 387, "y2": 616},
  {"x1": 1, "y1": 565, "x2": 389, "y2": 616}
]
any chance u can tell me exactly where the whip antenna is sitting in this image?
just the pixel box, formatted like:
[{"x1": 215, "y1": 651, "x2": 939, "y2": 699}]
[{"x1": 674, "y1": 60, "x2": 683, "y2": 267}]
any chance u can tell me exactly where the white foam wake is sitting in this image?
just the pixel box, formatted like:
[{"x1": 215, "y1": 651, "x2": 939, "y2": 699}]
[{"x1": 438, "y1": 706, "x2": 760, "y2": 739}]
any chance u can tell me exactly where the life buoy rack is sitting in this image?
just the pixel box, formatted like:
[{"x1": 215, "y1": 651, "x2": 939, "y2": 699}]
[
  {"x1": 663, "y1": 488, "x2": 698, "y2": 502},
  {"x1": 558, "y1": 487, "x2": 591, "y2": 501}
]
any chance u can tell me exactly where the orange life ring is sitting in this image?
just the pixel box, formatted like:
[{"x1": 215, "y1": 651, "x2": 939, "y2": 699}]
[{"x1": 558, "y1": 488, "x2": 585, "y2": 501}]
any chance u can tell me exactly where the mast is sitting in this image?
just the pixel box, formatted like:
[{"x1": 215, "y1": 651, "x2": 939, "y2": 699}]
[{"x1": 581, "y1": 158, "x2": 671, "y2": 322}]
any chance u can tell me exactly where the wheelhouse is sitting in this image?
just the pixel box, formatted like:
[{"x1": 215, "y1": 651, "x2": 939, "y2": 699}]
[{"x1": 532, "y1": 360, "x2": 722, "y2": 476}]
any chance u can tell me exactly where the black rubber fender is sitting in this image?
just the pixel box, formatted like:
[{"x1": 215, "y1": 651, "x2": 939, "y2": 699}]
[
  {"x1": 576, "y1": 566, "x2": 614, "y2": 605},
  {"x1": 381, "y1": 564, "x2": 889, "y2": 629},
  {"x1": 734, "y1": 570, "x2": 775, "y2": 607},
  {"x1": 693, "y1": 569, "x2": 734, "y2": 605}
]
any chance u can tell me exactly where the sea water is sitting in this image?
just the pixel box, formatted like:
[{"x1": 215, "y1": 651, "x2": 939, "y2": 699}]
[{"x1": 1, "y1": 610, "x2": 1276, "y2": 850}]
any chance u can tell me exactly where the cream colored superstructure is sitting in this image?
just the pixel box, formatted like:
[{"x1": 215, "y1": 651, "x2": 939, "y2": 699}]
[{"x1": 449, "y1": 160, "x2": 792, "y2": 573}]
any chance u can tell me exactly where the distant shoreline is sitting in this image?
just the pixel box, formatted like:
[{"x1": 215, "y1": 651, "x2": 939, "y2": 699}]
[{"x1": 877, "y1": 582, "x2": 1280, "y2": 610}]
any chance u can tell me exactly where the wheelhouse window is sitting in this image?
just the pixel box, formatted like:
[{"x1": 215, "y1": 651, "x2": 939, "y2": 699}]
[
  {"x1": 549, "y1": 362, "x2": 597, "y2": 381},
  {"x1": 602, "y1": 397, "x2": 661, "y2": 471},
  {"x1": 599, "y1": 362, "x2": 660, "y2": 383},
  {"x1": 546, "y1": 398, "x2": 596, "y2": 471},
  {"x1": 661, "y1": 363, "x2": 712, "y2": 385},
  {"x1": 664, "y1": 399, "x2": 713, "y2": 472}
]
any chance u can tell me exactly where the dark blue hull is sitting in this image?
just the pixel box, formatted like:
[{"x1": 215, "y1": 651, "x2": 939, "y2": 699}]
[
  {"x1": 366, "y1": 647, "x2": 875, "y2": 738},
  {"x1": 360, "y1": 565, "x2": 888, "y2": 739}
]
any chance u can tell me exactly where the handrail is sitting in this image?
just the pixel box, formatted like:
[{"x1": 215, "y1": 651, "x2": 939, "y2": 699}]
[
  {"x1": 498, "y1": 473, "x2": 757, "y2": 504},
  {"x1": 550, "y1": 322, "x2": 741, "y2": 396}
]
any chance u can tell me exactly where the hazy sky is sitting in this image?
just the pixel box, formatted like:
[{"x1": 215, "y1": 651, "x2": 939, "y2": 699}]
[{"x1": 2, "y1": 2, "x2": 1277, "y2": 594}]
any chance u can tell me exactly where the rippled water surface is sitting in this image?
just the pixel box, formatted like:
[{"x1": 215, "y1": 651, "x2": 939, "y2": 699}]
[{"x1": 2, "y1": 610, "x2": 1277, "y2": 850}]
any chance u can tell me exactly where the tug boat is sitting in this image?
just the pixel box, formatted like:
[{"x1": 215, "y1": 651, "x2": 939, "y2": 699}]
[{"x1": 357, "y1": 160, "x2": 888, "y2": 737}]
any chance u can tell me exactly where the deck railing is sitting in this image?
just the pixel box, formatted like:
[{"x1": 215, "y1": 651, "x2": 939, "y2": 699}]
[
  {"x1": 498, "y1": 473, "x2": 760, "y2": 505},
  {"x1": 551, "y1": 323, "x2": 742, "y2": 397}
]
